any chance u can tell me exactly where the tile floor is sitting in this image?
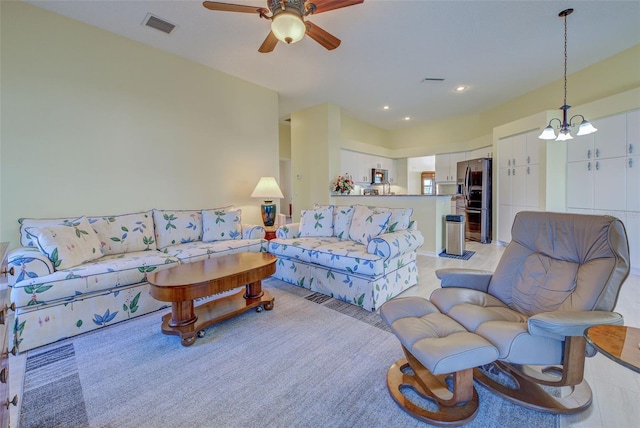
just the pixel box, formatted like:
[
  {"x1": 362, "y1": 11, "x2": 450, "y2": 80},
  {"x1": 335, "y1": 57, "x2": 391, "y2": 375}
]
[{"x1": 8, "y1": 241, "x2": 640, "y2": 427}]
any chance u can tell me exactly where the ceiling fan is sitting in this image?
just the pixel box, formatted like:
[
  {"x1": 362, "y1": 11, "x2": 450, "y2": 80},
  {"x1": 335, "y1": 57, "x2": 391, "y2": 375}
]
[{"x1": 202, "y1": 0, "x2": 364, "y2": 53}]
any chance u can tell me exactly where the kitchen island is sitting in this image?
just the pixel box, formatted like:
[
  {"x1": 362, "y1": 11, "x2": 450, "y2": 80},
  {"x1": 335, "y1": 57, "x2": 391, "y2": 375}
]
[{"x1": 330, "y1": 194, "x2": 453, "y2": 255}]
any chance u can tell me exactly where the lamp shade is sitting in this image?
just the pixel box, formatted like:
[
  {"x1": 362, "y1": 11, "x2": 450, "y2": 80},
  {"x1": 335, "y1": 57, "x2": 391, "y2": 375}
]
[
  {"x1": 576, "y1": 119, "x2": 598, "y2": 136},
  {"x1": 271, "y1": 12, "x2": 306, "y2": 44},
  {"x1": 538, "y1": 125, "x2": 557, "y2": 140},
  {"x1": 250, "y1": 177, "x2": 284, "y2": 200}
]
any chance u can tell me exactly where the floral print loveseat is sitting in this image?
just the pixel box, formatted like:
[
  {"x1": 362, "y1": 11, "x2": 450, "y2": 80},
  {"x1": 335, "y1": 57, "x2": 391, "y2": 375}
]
[
  {"x1": 268, "y1": 204, "x2": 424, "y2": 311},
  {"x1": 7, "y1": 208, "x2": 267, "y2": 352}
]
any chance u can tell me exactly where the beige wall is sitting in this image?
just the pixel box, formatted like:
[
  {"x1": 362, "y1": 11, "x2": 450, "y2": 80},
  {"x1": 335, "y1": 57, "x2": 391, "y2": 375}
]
[
  {"x1": 290, "y1": 103, "x2": 342, "y2": 219},
  {"x1": 0, "y1": 2, "x2": 280, "y2": 246}
]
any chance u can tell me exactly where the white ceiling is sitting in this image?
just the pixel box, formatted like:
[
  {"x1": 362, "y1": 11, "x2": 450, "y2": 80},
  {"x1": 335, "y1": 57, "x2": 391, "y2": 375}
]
[{"x1": 25, "y1": 0, "x2": 640, "y2": 130}]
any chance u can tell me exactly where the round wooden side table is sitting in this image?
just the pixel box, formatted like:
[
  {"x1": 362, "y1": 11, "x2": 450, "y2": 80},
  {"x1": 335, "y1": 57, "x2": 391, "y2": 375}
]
[{"x1": 584, "y1": 325, "x2": 640, "y2": 374}]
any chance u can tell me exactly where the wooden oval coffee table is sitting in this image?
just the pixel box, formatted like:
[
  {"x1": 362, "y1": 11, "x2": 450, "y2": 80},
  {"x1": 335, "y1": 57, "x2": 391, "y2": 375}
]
[{"x1": 148, "y1": 252, "x2": 276, "y2": 346}]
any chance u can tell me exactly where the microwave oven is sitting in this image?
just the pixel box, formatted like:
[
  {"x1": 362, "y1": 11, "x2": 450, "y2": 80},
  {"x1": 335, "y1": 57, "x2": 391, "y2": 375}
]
[{"x1": 371, "y1": 168, "x2": 389, "y2": 184}]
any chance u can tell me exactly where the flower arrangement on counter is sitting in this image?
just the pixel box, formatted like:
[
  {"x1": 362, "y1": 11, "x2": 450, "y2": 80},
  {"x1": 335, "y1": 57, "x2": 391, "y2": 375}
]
[{"x1": 332, "y1": 173, "x2": 354, "y2": 194}]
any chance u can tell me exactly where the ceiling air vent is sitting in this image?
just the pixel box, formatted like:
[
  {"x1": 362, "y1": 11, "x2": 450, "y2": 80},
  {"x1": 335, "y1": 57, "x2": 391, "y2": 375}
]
[
  {"x1": 143, "y1": 13, "x2": 177, "y2": 35},
  {"x1": 422, "y1": 78, "x2": 445, "y2": 83}
]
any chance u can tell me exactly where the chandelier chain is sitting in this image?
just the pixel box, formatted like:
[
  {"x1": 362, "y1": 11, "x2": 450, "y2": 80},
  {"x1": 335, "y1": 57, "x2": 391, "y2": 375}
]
[{"x1": 563, "y1": 11, "x2": 568, "y2": 107}]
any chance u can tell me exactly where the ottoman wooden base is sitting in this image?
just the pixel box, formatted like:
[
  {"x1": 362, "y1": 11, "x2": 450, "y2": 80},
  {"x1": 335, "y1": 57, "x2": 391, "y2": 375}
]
[{"x1": 387, "y1": 347, "x2": 479, "y2": 427}]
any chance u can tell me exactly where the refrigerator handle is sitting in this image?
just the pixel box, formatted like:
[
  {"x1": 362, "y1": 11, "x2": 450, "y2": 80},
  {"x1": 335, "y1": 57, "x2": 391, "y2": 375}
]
[{"x1": 465, "y1": 166, "x2": 471, "y2": 201}]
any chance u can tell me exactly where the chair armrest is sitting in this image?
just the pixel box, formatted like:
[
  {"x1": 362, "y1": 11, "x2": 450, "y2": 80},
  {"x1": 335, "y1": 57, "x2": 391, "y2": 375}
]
[
  {"x1": 435, "y1": 268, "x2": 493, "y2": 292},
  {"x1": 528, "y1": 311, "x2": 624, "y2": 339},
  {"x1": 8, "y1": 247, "x2": 54, "y2": 286},
  {"x1": 242, "y1": 224, "x2": 265, "y2": 239},
  {"x1": 276, "y1": 223, "x2": 300, "y2": 239},
  {"x1": 367, "y1": 229, "x2": 424, "y2": 260}
]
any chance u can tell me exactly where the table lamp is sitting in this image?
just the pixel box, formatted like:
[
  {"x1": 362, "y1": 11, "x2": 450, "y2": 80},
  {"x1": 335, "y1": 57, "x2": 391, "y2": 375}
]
[{"x1": 250, "y1": 177, "x2": 284, "y2": 227}]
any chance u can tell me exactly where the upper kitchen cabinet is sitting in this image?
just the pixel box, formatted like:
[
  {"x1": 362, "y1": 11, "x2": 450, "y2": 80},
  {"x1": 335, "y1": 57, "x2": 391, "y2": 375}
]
[
  {"x1": 340, "y1": 149, "x2": 397, "y2": 185},
  {"x1": 497, "y1": 129, "x2": 541, "y2": 243},
  {"x1": 567, "y1": 114, "x2": 628, "y2": 162},
  {"x1": 566, "y1": 110, "x2": 638, "y2": 213},
  {"x1": 435, "y1": 152, "x2": 465, "y2": 182},
  {"x1": 466, "y1": 146, "x2": 493, "y2": 160}
]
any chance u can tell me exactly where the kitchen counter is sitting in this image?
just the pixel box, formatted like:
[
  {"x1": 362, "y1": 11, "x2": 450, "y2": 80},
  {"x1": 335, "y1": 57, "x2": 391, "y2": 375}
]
[{"x1": 329, "y1": 194, "x2": 453, "y2": 255}]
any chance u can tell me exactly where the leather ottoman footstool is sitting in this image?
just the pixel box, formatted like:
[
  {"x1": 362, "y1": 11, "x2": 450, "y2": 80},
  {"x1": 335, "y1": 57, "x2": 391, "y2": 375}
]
[{"x1": 380, "y1": 297, "x2": 499, "y2": 427}]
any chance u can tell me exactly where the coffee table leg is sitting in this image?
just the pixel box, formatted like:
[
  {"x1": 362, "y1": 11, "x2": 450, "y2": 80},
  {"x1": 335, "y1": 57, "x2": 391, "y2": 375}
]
[
  {"x1": 245, "y1": 280, "x2": 264, "y2": 299},
  {"x1": 169, "y1": 300, "x2": 197, "y2": 327}
]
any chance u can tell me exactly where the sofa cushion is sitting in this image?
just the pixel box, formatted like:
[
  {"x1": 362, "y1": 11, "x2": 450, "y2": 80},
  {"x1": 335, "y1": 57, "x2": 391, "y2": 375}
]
[
  {"x1": 153, "y1": 209, "x2": 203, "y2": 249},
  {"x1": 89, "y1": 211, "x2": 156, "y2": 255},
  {"x1": 299, "y1": 206, "x2": 334, "y2": 237},
  {"x1": 348, "y1": 205, "x2": 391, "y2": 245},
  {"x1": 333, "y1": 205, "x2": 355, "y2": 239},
  {"x1": 161, "y1": 239, "x2": 266, "y2": 263},
  {"x1": 19, "y1": 216, "x2": 81, "y2": 247},
  {"x1": 310, "y1": 240, "x2": 385, "y2": 276},
  {"x1": 10, "y1": 250, "x2": 180, "y2": 308},
  {"x1": 268, "y1": 237, "x2": 340, "y2": 263},
  {"x1": 202, "y1": 208, "x2": 242, "y2": 242},
  {"x1": 26, "y1": 217, "x2": 103, "y2": 271}
]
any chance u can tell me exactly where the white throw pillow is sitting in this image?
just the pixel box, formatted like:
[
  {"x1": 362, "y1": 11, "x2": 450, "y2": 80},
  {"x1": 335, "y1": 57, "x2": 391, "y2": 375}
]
[
  {"x1": 89, "y1": 210, "x2": 156, "y2": 255},
  {"x1": 385, "y1": 208, "x2": 413, "y2": 232},
  {"x1": 333, "y1": 206, "x2": 355, "y2": 240},
  {"x1": 348, "y1": 205, "x2": 391, "y2": 245},
  {"x1": 299, "y1": 206, "x2": 334, "y2": 237},
  {"x1": 153, "y1": 209, "x2": 203, "y2": 249},
  {"x1": 202, "y1": 208, "x2": 242, "y2": 242},
  {"x1": 27, "y1": 216, "x2": 103, "y2": 270}
]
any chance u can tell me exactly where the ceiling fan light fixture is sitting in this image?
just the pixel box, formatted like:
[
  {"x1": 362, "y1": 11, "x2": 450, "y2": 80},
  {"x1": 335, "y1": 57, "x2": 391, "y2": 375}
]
[{"x1": 271, "y1": 11, "x2": 306, "y2": 44}]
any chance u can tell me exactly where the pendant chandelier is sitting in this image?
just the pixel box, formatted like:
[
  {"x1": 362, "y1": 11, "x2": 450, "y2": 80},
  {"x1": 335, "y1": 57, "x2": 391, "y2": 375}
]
[{"x1": 538, "y1": 8, "x2": 598, "y2": 141}]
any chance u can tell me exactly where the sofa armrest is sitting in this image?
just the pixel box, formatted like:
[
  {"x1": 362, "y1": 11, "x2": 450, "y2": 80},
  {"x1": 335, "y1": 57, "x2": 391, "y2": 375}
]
[
  {"x1": 242, "y1": 224, "x2": 265, "y2": 240},
  {"x1": 367, "y1": 229, "x2": 424, "y2": 260},
  {"x1": 435, "y1": 268, "x2": 493, "y2": 292},
  {"x1": 8, "y1": 246, "x2": 54, "y2": 286},
  {"x1": 528, "y1": 310, "x2": 624, "y2": 340},
  {"x1": 276, "y1": 223, "x2": 300, "y2": 239}
]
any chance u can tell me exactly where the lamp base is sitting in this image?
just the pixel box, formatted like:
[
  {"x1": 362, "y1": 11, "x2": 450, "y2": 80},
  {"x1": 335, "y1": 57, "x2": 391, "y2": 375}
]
[{"x1": 261, "y1": 201, "x2": 276, "y2": 227}]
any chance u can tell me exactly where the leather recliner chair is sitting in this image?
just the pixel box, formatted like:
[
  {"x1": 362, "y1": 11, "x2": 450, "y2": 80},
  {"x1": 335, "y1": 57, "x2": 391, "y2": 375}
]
[{"x1": 381, "y1": 211, "x2": 630, "y2": 425}]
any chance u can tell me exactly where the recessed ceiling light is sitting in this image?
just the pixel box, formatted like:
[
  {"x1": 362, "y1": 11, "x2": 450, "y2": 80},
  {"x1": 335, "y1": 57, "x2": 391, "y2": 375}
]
[
  {"x1": 455, "y1": 85, "x2": 467, "y2": 92},
  {"x1": 383, "y1": 105, "x2": 390, "y2": 110},
  {"x1": 404, "y1": 117, "x2": 411, "y2": 121}
]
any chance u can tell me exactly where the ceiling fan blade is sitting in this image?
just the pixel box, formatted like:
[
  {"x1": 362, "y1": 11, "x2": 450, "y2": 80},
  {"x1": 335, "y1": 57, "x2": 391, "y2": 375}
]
[
  {"x1": 309, "y1": 0, "x2": 364, "y2": 15},
  {"x1": 305, "y1": 21, "x2": 341, "y2": 50},
  {"x1": 258, "y1": 31, "x2": 279, "y2": 53},
  {"x1": 202, "y1": 1, "x2": 266, "y2": 14}
]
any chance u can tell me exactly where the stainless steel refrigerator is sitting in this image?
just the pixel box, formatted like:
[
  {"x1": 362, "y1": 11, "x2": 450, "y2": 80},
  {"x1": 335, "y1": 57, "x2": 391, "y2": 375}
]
[{"x1": 456, "y1": 158, "x2": 492, "y2": 243}]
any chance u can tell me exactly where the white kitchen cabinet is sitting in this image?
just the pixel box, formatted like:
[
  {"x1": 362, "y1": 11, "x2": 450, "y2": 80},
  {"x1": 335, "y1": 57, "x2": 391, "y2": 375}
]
[
  {"x1": 627, "y1": 156, "x2": 640, "y2": 212},
  {"x1": 593, "y1": 114, "x2": 628, "y2": 159},
  {"x1": 497, "y1": 130, "x2": 541, "y2": 243},
  {"x1": 565, "y1": 109, "x2": 640, "y2": 272},
  {"x1": 625, "y1": 211, "x2": 640, "y2": 271},
  {"x1": 435, "y1": 152, "x2": 465, "y2": 182},
  {"x1": 466, "y1": 146, "x2": 492, "y2": 160},
  {"x1": 566, "y1": 111, "x2": 636, "y2": 212},
  {"x1": 567, "y1": 114, "x2": 627, "y2": 162},
  {"x1": 567, "y1": 156, "x2": 626, "y2": 211},
  {"x1": 594, "y1": 157, "x2": 627, "y2": 211},
  {"x1": 566, "y1": 161, "x2": 594, "y2": 210}
]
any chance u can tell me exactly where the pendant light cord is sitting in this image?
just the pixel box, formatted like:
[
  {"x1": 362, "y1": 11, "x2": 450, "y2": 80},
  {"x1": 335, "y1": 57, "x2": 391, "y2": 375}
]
[{"x1": 563, "y1": 12, "x2": 568, "y2": 108}]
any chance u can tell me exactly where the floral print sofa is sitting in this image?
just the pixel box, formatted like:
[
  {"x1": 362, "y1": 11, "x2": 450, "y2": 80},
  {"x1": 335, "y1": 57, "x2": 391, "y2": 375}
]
[
  {"x1": 268, "y1": 205, "x2": 424, "y2": 311},
  {"x1": 7, "y1": 208, "x2": 267, "y2": 352}
]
